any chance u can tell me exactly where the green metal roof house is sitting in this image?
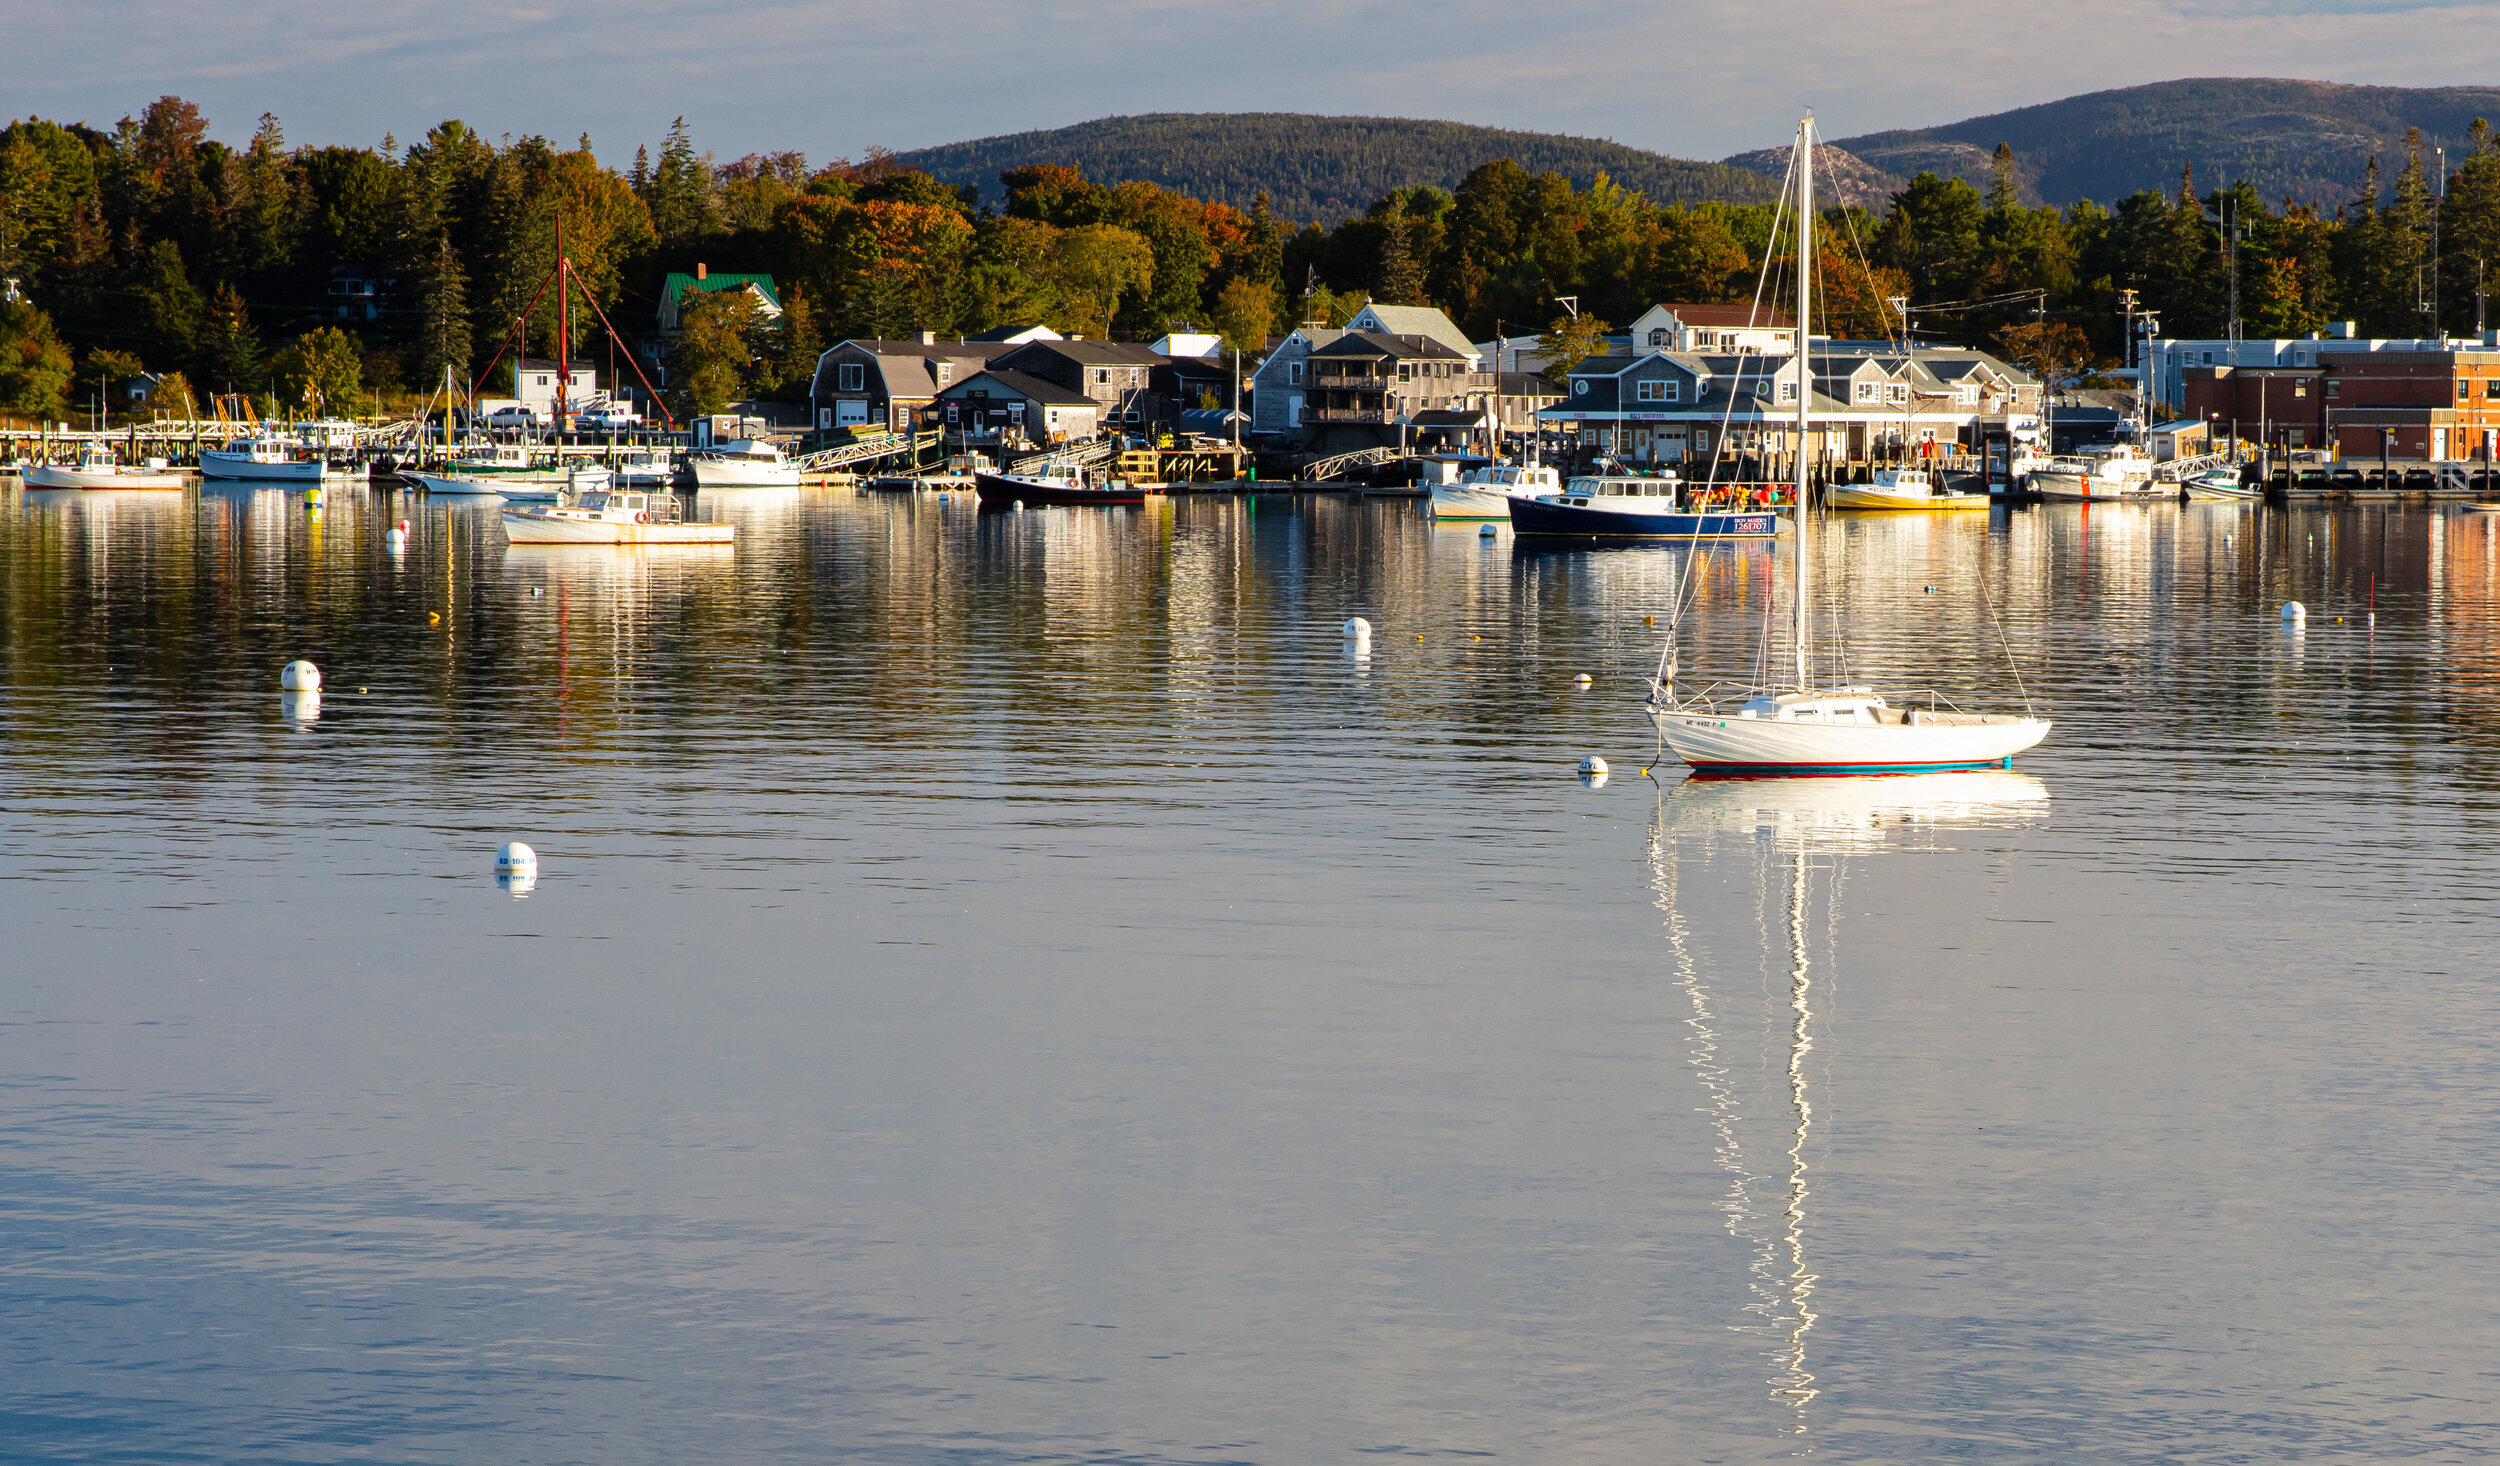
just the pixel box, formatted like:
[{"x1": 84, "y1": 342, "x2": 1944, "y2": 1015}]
[{"x1": 656, "y1": 264, "x2": 783, "y2": 332}]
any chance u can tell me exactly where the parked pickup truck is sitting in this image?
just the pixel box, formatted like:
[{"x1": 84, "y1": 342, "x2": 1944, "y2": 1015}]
[{"x1": 577, "y1": 402, "x2": 643, "y2": 429}]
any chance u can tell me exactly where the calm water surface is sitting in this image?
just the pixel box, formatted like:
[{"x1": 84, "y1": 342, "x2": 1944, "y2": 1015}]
[{"x1": 3, "y1": 482, "x2": 2496, "y2": 1462}]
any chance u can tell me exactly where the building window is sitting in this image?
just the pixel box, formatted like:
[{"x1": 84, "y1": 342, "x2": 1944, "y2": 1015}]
[
  {"x1": 937, "y1": 363, "x2": 953, "y2": 385},
  {"x1": 2201, "y1": 352, "x2": 2214, "y2": 364},
  {"x1": 838, "y1": 363, "x2": 865, "y2": 391},
  {"x1": 1780, "y1": 381, "x2": 1797, "y2": 403},
  {"x1": 2294, "y1": 382, "x2": 2308, "y2": 398},
  {"x1": 1635, "y1": 380, "x2": 1678, "y2": 403},
  {"x1": 1648, "y1": 328, "x2": 1668, "y2": 347},
  {"x1": 2487, "y1": 379, "x2": 2500, "y2": 399},
  {"x1": 1289, "y1": 362, "x2": 1304, "y2": 385},
  {"x1": 2326, "y1": 380, "x2": 2340, "y2": 399},
  {"x1": 1095, "y1": 369, "x2": 1110, "y2": 385},
  {"x1": 1856, "y1": 382, "x2": 1880, "y2": 403},
  {"x1": 1572, "y1": 379, "x2": 1589, "y2": 396},
  {"x1": 1888, "y1": 384, "x2": 1909, "y2": 404},
  {"x1": 1719, "y1": 333, "x2": 1738, "y2": 349}
]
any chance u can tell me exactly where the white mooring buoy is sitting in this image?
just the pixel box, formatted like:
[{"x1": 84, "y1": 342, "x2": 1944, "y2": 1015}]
[
  {"x1": 280, "y1": 660, "x2": 321, "y2": 691},
  {"x1": 494, "y1": 841, "x2": 538, "y2": 875},
  {"x1": 1573, "y1": 673, "x2": 1593, "y2": 688},
  {"x1": 1343, "y1": 617, "x2": 1372, "y2": 654},
  {"x1": 2282, "y1": 601, "x2": 2307, "y2": 623},
  {"x1": 1479, "y1": 523, "x2": 1496, "y2": 539},
  {"x1": 1579, "y1": 755, "x2": 1608, "y2": 776}
]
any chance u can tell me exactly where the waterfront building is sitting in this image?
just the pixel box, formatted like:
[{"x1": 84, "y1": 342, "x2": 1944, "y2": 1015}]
[
  {"x1": 989, "y1": 339, "x2": 1169, "y2": 430},
  {"x1": 1303, "y1": 330, "x2": 1489, "y2": 451},
  {"x1": 934, "y1": 369, "x2": 1099, "y2": 448},
  {"x1": 2176, "y1": 335, "x2": 2500, "y2": 460},
  {"x1": 513, "y1": 358, "x2": 599, "y2": 420},
  {"x1": 810, "y1": 336, "x2": 990, "y2": 433},
  {"x1": 1625, "y1": 303, "x2": 1797, "y2": 356},
  {"x1": 1542, "y1": 342, "x2": 2038, "y2": 464},
  {"x1": 1246, "y1": 325, "x2": 1345, "y2": 436}
]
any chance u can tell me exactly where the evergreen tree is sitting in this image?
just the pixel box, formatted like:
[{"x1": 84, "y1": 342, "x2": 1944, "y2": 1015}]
[
  {"x1": 1374, "y1": 199, "x2": 1428, "y2": 305},
  {"x1": 1988, "y1": 142, "x2": 2020, "y2": 213},
  {"x1": 2440, "y1": 118, "x2": 2500, "y2": 334},
  {"x1": 193, "y1": 281, "x2": 262, "y2": 394},
  {"x1": 129, "y1": 238, "x2": 202, "y2": 359},
  {"x1": 415, "y1": 233, "x2": 471, "y2": 387},
  {"x1": 2384, "y1": 129, "x2": 2437, "y2": 334},
  {"x1": 642, "y1": 117, "x2": 716, "y2": 251}
]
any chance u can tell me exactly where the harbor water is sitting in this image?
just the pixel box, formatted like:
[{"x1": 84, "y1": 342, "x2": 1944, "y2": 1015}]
[{"x1": 3, "y1": 484, "x2": 2496, "y2": 1462}]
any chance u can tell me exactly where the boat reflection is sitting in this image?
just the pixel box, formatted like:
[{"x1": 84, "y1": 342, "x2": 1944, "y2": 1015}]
[{"x1": 1648, "y1": 771, "x2": 2049, "y2": 1441}]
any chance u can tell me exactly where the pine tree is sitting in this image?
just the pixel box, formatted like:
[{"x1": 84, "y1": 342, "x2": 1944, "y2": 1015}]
[
  {"x1": 416, "y1": 233, "x2": 471, "y2": 386},
  {"x1": 1988, "y1": 142, "x2": 2019, "y2": 213},
  {"x1": 1375, "y1": 201, "x2": 1427, "y2": 305},
  {"x1": 642, "y1": 118, "x2": 716, "y2": 251},
  {"x1": 193, "y1": 281, "x2": 263, "y2": 394}
]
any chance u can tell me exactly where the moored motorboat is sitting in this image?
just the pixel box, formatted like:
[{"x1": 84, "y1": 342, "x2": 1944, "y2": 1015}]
[
  {"x1": 688, "y1": 439, "x2": 803, "y2": 489},
  {"x1": 1428, "y1": 463, "x2": 1562, "y2": 521},
  {"x1": 500, "y1": 486, "x2": 733, "y2": 544},
  {"x1": 22, "y1": 446, "x2": 187, "y2": 490},
  {"x1": 200, "y1": 434, "x2": 327, "y2": 482},
  {"x1": 1824, "y1": 466, "x2": 1991, "y2": 511},
  {"x1": 2179, "y1": 466, "x2": 2262, "y2": 500},
  {"x1": 2030, "y1": 442, "x2": 2155, "y2": 501},
  {"x1": 972, "y1": 464, "x2": 1152, "y2": 506},
  {"x1": 1508, "y1": 472, "x2": 1783, "y2": 540}
]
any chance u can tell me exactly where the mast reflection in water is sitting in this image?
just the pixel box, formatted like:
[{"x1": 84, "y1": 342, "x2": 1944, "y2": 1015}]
[{"x1": 1650, "y1": 771, "x2": 2051, "y2": 1447}]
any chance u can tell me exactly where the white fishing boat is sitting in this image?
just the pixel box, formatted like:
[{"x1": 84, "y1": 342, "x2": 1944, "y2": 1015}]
[
  {"x1": 613, "y1": 450, "x2": 678, "y2": 488},
  {"x1": 2029, "y1": 442, "x2": 2155, "y2": 501},
  {"x1": 200, "y1": 434, "x2": 326, "y2": 482},
  {"x1": 688, "y1": 439, "x2": 803, "y2": 489},
  {"x1": 1824, "y1": 466, "x2": 1991, "y2": 511},
  {"x1": 2179, "y1": 465, "x2": 2262, "y2": 501},
  {"x1": 1428, "y1": 463, "x2": 1562, "y2": 521},
  {"x1": 1646, "y1": 118, "x2": 2050, "y2": 778},
  {"x1": 500, "y1": 486, "x2": 734, "y2": 545},
  {"x1": 22, "y1": 445, "x2": 187, "y2": 490}
]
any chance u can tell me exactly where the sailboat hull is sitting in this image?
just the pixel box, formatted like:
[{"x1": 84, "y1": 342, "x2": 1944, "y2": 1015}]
[{"x1": 1655, "y1": 710, "x2": 2052, "y2": 777}]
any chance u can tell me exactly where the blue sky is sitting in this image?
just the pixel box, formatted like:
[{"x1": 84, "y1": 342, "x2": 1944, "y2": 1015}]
[{"x1": 7, "y1": 0, "x2": 2497, "y2": 168}]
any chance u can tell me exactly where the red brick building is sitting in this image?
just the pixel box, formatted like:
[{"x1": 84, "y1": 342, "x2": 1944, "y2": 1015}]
[{"x1": 2183, "y1": 347, "x2": 2500, "y2": 461}]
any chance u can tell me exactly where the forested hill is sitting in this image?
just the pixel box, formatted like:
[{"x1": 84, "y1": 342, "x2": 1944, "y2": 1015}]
[
  {"x1": 1731, "y1": 78, "x2": 2500, "y2": 208},
  {"x1": 890, "y1": 114, "x2": 1777, "y2": 221}
]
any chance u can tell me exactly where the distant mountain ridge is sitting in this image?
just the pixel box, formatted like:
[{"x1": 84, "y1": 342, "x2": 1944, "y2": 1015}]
[
  {"x1": 1728, "y1": 78, "x2": 2500, "y2": 208},
  {"x1": 888, "y1": 114, "x2": 1777, "y2": 222}
]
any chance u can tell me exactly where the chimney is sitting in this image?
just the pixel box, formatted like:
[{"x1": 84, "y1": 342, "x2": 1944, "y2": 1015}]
[
  {"x1": 695, "y1": 262, "x2": 708, "y2": 281},
  {"x1": 919, "y1": 330, "x2": 936, "y2": 345}
]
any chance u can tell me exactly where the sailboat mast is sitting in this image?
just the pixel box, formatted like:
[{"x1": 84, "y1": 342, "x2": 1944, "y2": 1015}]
[{"x1": 1793, "y1": 118, "x2": 1814, "y2": 694}]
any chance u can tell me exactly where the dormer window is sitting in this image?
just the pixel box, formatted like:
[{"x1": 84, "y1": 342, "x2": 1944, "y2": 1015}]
[
  {"x1": 1649, "y1": 328, "x2": 1669, "y2": 347},
  {"x1": 1856, "y1": 382, "x2": 1880, "y2": 403}
]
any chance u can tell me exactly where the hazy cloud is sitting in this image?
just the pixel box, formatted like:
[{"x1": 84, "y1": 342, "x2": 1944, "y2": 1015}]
[{"x1": 5, "y1": 0, "x2": 2496, "y2": 166}]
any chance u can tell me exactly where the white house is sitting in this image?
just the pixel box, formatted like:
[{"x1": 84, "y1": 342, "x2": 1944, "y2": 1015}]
[
  {"x1": 1625, "y1": 303, "x2": 1797, "y2": 357},
  {"x1": 513, "y1": 358, "x2": 599, "y2": 417},
  {"x1": 1151, "y1": 332, "x2": 1224, "y2": 359}
]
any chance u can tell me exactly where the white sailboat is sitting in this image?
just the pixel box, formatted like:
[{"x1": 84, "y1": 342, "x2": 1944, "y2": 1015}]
[{"x1": 1647, "y1": 118, "x2": 2050, "y2": 778}]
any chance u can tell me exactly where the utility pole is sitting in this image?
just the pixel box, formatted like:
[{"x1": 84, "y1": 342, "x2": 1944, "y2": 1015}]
[{"x1": 2434, "y1": 147, "x2": 2446, "y2": 338}]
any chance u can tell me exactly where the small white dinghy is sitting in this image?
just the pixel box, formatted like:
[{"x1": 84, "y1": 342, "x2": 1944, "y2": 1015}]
[{"x1": 500, "y1": 486, "x2": 732, "y2": 545}]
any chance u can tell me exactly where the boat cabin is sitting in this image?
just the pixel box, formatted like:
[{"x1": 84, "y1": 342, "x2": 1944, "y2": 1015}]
[
  {"x1": 1465, "y1": 464, "x2": 1560, "y2": 492},
  {"x1": 1557, "y1": 474, "x2": 1688, "y2": 507},
  {"x1": 1738, "y1": 689, "x2": 1891, "y2": 723}
]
